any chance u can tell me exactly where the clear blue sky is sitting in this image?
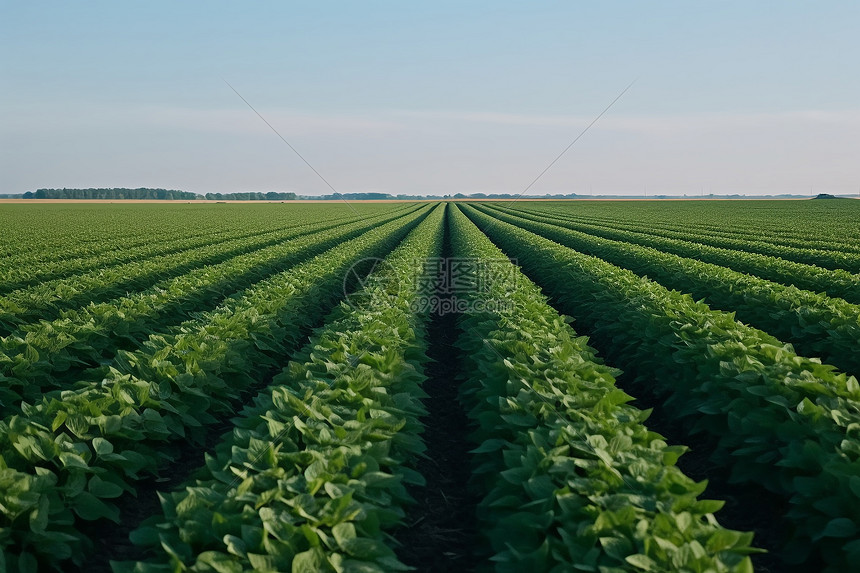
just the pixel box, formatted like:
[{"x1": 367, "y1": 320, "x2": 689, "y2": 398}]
[{"x1": 3, "y1": 1, "x2": 859, "y2": 195}]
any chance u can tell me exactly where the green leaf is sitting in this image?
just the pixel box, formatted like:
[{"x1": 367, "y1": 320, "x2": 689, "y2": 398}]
[
  {"x1": 28, "y1": 495, "x2": 50, "y2": 534},
  {"x1": 247, "y1": 553, "x2": 276, "y2": 571},
  {"x1": 470, "y1": 439, "x2": 509, "y2": 454},
  {"x1": 599, "y1": 536, "x2": 634, "y2": 561},
  {"x1": 51, "y1": 411, "x2": 68, "y2": 432},
  {"x1": 661, "y1": 445, "x2": 688, "y2": 466},
  {"x1": 196, "y1": 551, "x2": 242, "y2": 573},
  {"x1": 58, "y1": 452, "x2": 89, "y2": 471},
  {"x1": 129, "y1": 526, "x2": 160, "y2": 547},
  {"x1": 819, "y1": 517, "x2": 857, "y2": 538},
  {"x1": 223, "y1": 534, "x2": 247, "y2": 558},
  {"x1": 292, "y1": 548, "x2": 323, "y2": 573},
  {"x1": 92, "y1": 437, "x2": 114, "y2": 456},
  {"x1": 706, "y1": 529, "x2": 743, "y2": 552},
  {"x1": 692, "y1": 499, "x2": 725, "y2": 514},
  {"x1": 88, "y1": 475, "x2": 124, "y2": 499},
  {"x1": 340, "y1": 537, "x2": 390, "y2": 560},
  {"x1": 17, "y1": 552, "x2": 39, "y2": 573},
  {"x1": 625, "y1": 553, "x2": 658, "y2": 570},
  {"x1": 849, "y1": 475, "x2": 860, "y2": 498},
  {"x1": 71, "y1": 491, "x2": 120, "y2": 522},
  {"x1": 332, "y1": 522, "x2": 357, "y2": 550}
]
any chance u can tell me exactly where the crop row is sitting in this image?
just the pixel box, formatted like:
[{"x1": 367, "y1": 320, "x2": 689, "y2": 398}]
[
  {"x1": 0, "y1": 205, "x2": 402, "y2": 295},
  {"x1": 0, "y1": 206, "x2": 422, "y2": 418},
  {"x1": 449, "y1": 205, "x2": 757, "y2": 571},
  {"x1": 463, "y1": 204, "x2": 860, "y2": 571},
  {"x1": 117, "y1": 204, "x2": 447, "y2": 573},
  {"x1": 474, "y1": 204, "x2": 860, "y2": 377},
  {"x1": 0, "y1": 207, "x2": 417, "y2": 336},
  {"x1": 0, "y1": 203, "x2": 403, "y2": 263},
  {"x1": 515, "y1": 205, "x2": 860, "y2": 262},
  {"x1": 0, "y1": 206, "x2": 431, "y2": 569},
  {"x1": 485, "y1": 204, "x2": 860, "y2": 305},
  {"x1": 0, "y1": 207, "x2": 273, "y2": 263},
  {"x1": 0, "y1": 207, "x2": 223, "y2": 261},
  {"x1": 0, "y1": 223, "x2": 289, "y2": 295},
  {"x1": 515, "y1": 200, "x2": 860, "y2": 247}
]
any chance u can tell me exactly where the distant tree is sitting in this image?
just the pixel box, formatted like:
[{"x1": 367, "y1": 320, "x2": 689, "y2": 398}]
[
  {"x1": 19, "y1": 188, "x2": 285, "y2": 201},
  {"x1": 23, "y1": 188, "x2": 197, "y2": 200}
]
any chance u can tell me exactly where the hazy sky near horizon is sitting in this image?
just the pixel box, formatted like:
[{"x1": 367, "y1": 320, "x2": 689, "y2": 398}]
[{"x1": 3, "y1": 1, "x2": 859, "y2": 196}]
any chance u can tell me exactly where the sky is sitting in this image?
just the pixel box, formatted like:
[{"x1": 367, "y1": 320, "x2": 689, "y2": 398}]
[{"x1": 2, "y1": 1, "x2": 859, "y2": 196}]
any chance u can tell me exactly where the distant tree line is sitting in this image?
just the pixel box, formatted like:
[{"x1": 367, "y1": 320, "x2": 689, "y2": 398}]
[
  {"x1": 22, "y1": 188, "x2": 198, "y2": 200},
  {"x1": 310, "y1": 193, "x2": 394, "y2": 201},
  {"x1": 6, "y1": 189, "x2": 837, "y2": 202},
  {"x1": 204, "y1": 192, "x2": 297, "y2": 201}
]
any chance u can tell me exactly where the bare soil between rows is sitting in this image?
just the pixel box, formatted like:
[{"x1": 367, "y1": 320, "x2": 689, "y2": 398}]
[
  {"x1": 538, "y1": 291, "x2": 826, "y2": 573},
  {"x1": 395, "y1": 207, "x2": 482, "y2": 571},
  {"x1": 79, "y1": 360, "x2": 297, "y2": 573},
  {"x1": 612, "y1": 370, "x2": 819, "y2": 573}
]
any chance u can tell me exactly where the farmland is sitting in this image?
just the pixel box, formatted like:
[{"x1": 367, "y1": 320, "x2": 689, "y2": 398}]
[{"x1": 0, "y1": 199, "x2": 859, "y2": 572}]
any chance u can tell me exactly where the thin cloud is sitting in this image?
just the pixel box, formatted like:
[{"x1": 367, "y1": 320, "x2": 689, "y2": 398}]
[
  {"x1": 143, "y1": 106, "x2": 406, "y2": 136},
  {"x1": 387, "y1": 108, "x2": 860, "y2": 134},
  {"x1": 1, "y1": 104, "x2": 407, "y2": 136},
  {"x1": 8, "y1": 101, "x2": 858, "y2": 138}
]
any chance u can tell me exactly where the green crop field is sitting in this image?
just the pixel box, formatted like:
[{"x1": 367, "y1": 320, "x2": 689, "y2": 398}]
[{"x1": 1, "y1": 199, "x2": 859, "y2": 572}]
